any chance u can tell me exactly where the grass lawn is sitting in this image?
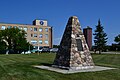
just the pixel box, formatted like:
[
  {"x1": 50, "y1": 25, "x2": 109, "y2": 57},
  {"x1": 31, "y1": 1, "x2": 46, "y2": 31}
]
[{"x1": 0, "y1": 53, "x2": 120, "y2": 80}]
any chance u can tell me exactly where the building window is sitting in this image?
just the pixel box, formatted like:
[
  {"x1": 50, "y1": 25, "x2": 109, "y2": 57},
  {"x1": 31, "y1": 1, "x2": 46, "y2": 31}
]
[
  {"x1": 39, "y1": 40, "x2": 42, "y2": 44},
  {"x1": 39, "y1": 28, "x2": 42, "y2": 32},
  {"x1": 45, "y1": 34, "x2": 48, "y2": 39},
  {"x1": 23, "y1": 27, "x2": 27, "y2": 31},
  {"x1": 45, "y1": 40, "x2": 49, "y2": 44},
  {"x1": 8, "y1": 26, "x2": 12, "y2": 29},
  {"x1": 13, "y1": 26, "x2": 17, "y2": 28},
  {"x1": 31, "y1": 40, "x2": 37, "y2": 44},
  {"x1": 45, "y1": 28, "x2": 48, "y2": 32},
  {"x1": 1, "y1": 26, "x2": 6, "y2": 30},
  {"x1": 30, "y1": 27, "x2": 33, "y2": 31},
  {"x1": 34, "y1": 28, "x2": 37, "y2": 31},
  {"x1": 34, "y1": 34, "x2": 37, "y2": 37},
  {"x1": 18, "y1": 26, "x2": 22, "y2": 30},
  {"x1": 31, "y1": 34, "x2": 33, "y2": 37},
  {"x1": 39, "y1": 34, "x2": 43, "y2": 38}
]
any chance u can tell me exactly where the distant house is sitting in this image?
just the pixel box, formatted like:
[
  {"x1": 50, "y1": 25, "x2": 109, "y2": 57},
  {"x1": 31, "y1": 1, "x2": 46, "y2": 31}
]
[{"x1": 112, "y1": 44, "x2": 120, "y2": 51}]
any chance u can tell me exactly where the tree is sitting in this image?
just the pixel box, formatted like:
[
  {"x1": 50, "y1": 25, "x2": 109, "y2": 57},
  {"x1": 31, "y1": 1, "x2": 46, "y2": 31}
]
[
  {"x1": 93, "y1": 19, "x2": 108, "y2": 54},
  {"x1": 53, "y1": 45, "x2": 60, "y2": 48},
  {"x1": 0, "y1": 31, "x2": 7, "y2": 52},
  {"x1": 0, "y1": 28, "x2": 33, "y2": 54},
  {"x1": 114, "y1": 34, "x2": 120, "y2": 44}
]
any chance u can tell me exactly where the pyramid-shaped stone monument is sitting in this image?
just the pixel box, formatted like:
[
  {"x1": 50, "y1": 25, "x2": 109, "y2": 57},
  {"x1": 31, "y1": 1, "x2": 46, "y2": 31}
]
[{"x1": 53, "y1": 16, "x2": 94, "y2": 70}]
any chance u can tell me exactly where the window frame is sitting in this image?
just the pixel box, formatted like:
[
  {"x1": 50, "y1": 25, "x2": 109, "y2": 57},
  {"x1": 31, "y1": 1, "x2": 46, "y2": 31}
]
[
  {"x1": 1, "y1": 26, "x2": 6, "y2": 30},
  {"x1": 45, "y1": 28, "x2": 48, "y2": 32},
  {"x1": 45, "y1": 40, "x2": 49, "y2": 44},
  {"x1": 39, "y1": 28, "x2": 43, "y2": 32},
  {"x1": 39, "y1": 40, "x2": 42, "y2": 44},
  {"x1": 34, "y1": 27, "x2": 37, "y2": 31},
  {"x1": 39, "y1": 34, "x2": 43, "y2": 38}
]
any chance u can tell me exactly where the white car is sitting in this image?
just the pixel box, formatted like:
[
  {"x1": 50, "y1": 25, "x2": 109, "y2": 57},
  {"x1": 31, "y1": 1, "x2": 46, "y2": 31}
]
[
  {"x1": 50, "y1": 48, "x2": 58, "y2": 53},
  {"x1": 21, "y1": 51, "x2": 31, "y2": 54}
]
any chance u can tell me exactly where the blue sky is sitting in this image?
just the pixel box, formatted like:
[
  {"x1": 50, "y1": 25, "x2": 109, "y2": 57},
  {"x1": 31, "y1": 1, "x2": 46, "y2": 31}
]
[{"x1": 0, "y1": 0, "x2": 120, "y2": 45}]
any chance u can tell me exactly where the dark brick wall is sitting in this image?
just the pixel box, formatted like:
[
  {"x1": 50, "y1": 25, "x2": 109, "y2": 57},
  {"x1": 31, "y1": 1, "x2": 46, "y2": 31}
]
[{"x1": 83, "y1": 27, "x2": 92, "y2": 50}]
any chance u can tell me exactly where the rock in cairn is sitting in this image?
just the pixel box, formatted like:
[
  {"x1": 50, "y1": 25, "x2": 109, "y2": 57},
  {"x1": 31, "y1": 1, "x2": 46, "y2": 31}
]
[{"x1": 53, "y1": 16, "x2": 94, "y2": 70}]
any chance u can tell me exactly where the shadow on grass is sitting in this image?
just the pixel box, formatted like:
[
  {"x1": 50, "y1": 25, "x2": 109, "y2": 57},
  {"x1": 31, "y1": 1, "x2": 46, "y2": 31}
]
[
  {"x1": 40, "y1": 63, "x2": 53, "y2": 67},
  {"x1": 40, "y1": 63, "x2": 70, "y2": 70}
]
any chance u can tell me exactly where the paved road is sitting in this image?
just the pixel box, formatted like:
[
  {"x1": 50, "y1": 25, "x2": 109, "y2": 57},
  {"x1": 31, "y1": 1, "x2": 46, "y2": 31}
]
[{"x1": 90, "y1": 51, "x2": 120, "y2": 54}]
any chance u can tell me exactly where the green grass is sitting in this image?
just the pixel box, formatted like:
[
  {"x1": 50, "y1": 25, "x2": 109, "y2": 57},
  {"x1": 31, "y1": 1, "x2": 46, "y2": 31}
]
[{"x1": 0, "y1": 53, "x2": 120, "y2": 80}]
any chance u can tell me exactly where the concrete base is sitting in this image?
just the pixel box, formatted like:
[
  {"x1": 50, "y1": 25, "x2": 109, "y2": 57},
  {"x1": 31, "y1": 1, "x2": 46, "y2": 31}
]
[
  {"x1": 52, "y1": 65, "x2": 95, "y2": 70},
  {"x1": 34, "y1": 65, "x2": 116, "y2": 74}
]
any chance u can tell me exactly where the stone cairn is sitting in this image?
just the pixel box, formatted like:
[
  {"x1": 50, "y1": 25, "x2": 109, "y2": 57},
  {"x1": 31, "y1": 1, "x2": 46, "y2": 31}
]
[{"x1": 53, "y1": 16, "x2": 95, "y2": 70}]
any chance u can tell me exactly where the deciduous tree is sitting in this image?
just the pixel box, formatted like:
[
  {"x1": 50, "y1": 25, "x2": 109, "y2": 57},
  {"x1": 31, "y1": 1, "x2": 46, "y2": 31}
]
[
  {"x1": 114, "y1": 34, "x2": 120, "y2": 44},
  {"x1": 0, "y1": 28, "x2": 33, "y2": 54}
]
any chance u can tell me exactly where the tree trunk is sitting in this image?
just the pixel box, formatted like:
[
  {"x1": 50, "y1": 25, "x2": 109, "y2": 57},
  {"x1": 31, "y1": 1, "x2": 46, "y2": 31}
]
[
  {"x1": 6, "y1": 50, "x2": 9, "y2": 55},
  {"x1": 99, "y1": 50, "x2": 101, "y2": 54}
]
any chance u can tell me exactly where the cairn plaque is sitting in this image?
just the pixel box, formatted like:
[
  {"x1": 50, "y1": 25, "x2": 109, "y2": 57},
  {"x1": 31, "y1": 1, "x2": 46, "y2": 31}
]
[{"x1": 53, "y1": 16, "x2": 94, "y2": 70}]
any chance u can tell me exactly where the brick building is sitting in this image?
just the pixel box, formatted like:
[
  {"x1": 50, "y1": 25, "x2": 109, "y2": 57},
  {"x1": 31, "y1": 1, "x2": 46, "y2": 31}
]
[
  {"x1": 0, "y1": 19, "x2": 53, "y2": 50},
  {"x1": 83, "y1": 26, "x2": 92, "y2": 50}
]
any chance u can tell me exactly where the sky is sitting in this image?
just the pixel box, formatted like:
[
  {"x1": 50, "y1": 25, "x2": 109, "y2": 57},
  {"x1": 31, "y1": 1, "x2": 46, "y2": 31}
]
[{"x1": 0, "y1": 0, "x2": 120, "y2": 45}]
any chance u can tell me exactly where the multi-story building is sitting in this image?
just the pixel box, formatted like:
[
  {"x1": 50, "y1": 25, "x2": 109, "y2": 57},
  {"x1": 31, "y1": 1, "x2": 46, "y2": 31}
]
[
  {"x1": 83, "y1": 26, "x2": 92, "y2": 50},
  {"x1": 0, "y1": 19, "x2": 53, "y2": 50}
]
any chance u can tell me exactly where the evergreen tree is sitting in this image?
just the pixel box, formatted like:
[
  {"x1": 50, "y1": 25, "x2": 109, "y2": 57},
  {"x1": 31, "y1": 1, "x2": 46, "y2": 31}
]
[{"x1": 93, "y1": 19, "x2": 108, "y2": 54}]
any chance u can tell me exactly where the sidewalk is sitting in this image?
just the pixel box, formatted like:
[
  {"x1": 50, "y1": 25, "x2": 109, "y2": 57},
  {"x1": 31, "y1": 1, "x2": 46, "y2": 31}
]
[
  {"x1": 34, "y1": 65, "x2": 116, "y2": 74},
  {"x1": 90, "y1": 51, "x2": 120, "y2": 54}
]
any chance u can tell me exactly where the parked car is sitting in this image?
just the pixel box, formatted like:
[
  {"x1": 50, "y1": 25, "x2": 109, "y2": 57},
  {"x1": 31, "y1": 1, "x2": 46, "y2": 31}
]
[
  {"x1": 35, "y1": 49, "x2": 43, "y2": 53},
  {"x1": 41, "y1": 48, "x2": 51, "y2": 53},
  {"x1": 50, "y1": 48, "x2": 58, "y2": 53},
  {"x1": 21, "y1": 51, "x2": 31, "y2": 54}
]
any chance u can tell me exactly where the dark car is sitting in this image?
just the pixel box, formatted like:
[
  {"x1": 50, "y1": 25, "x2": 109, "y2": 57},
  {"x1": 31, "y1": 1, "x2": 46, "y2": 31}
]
[{"x1": 41, "y1": 48, "x2": 51, "y2": 53}]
